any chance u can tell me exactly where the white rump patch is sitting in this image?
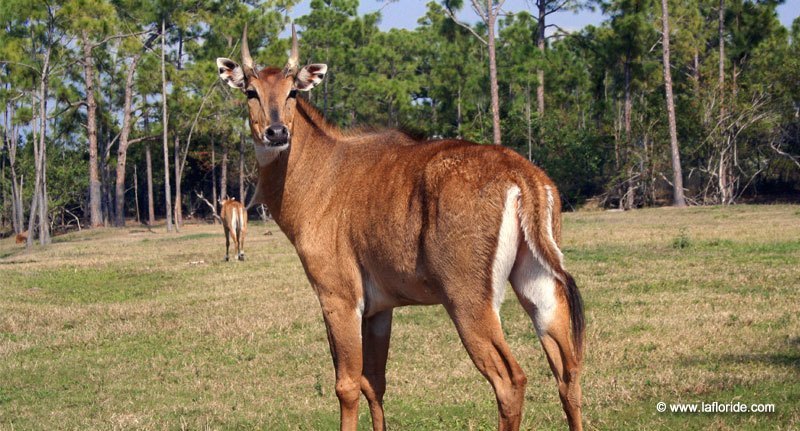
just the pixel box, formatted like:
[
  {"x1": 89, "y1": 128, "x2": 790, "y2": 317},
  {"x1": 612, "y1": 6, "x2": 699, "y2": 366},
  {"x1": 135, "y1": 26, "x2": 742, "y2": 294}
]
[
  {"x1": 229, "y1": 207, "x2": 236, "y2": 233},
  {"x1": 491, "y1": 186, "x2": 522, "y2": 319},
  {"x1": 511, "y1": 245, "x2": 558, "y2": 337}
]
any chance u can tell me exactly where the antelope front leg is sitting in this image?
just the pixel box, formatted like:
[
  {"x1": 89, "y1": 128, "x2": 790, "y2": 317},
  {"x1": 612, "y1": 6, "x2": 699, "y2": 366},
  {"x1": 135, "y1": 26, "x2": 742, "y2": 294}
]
[
  {"x1": 361, "y1": 309, "x2": 393, "y2": 431},
  {"x1": 320, "y1": 296, "x2": 364, "y2": 431}
]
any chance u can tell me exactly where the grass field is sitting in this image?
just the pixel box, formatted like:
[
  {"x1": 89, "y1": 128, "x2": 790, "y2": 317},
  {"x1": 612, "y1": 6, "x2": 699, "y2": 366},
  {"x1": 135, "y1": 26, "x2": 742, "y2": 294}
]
[{"x1": 1, "y1": 205, "x2": 798, "y2": 430}]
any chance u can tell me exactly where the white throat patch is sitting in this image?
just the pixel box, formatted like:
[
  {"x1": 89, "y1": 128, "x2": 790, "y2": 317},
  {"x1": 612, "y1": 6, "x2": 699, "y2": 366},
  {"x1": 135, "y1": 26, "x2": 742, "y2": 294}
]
[{"x1": 254, "y1": 142, "x2": 289, "y2": 166}]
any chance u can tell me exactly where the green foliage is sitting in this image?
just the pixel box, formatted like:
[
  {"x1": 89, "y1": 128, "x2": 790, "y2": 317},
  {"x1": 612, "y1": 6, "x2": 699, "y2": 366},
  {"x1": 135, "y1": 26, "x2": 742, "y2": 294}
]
[{"x1": 1, "y1": 0, "x2": 799, "y2": 232}]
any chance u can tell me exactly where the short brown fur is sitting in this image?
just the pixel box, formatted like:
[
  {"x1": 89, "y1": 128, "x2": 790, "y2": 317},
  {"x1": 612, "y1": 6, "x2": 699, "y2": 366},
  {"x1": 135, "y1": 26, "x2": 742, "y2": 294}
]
[{"x1": 218, "y1": 30, "x2": 584, "y2": 431}]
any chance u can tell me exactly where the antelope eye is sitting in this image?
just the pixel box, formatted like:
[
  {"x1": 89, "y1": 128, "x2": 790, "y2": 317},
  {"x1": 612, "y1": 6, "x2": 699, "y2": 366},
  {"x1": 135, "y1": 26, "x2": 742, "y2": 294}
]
[{"x1": 246, "y1": 89, "x2": 258, "y2": 99}]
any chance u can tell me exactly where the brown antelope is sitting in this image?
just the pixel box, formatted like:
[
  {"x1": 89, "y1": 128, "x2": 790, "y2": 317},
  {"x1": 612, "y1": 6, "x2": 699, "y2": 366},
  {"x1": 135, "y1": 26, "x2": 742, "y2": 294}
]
[
  {"x1": 220, "y1": 198, "x2": 247, "y2": 261},
  {"x1": 15, "y1": 230, "x2": 28, "y2": 244},
  {"x1": 216, "y1": 25, "x2": 585, "y2": 431}
]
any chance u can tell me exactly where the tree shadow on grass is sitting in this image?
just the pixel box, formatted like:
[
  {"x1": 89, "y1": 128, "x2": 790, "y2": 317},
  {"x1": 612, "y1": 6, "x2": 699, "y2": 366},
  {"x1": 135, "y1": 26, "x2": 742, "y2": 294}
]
[
  {"x1": 720, "y1": 352, "x2": 800, "y2": 371},
  {"x1": 680, "y1": 347, "x2": 800, "y2": 372}
]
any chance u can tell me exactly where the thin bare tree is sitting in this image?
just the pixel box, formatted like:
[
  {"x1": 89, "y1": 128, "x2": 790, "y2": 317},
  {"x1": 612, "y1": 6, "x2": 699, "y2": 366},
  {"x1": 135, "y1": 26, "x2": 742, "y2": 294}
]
[
  {"x1": 529, "y1": 0, "x2": 586, "y2": 117},
  {"x1": 113, "y1": 31, "x2": 159, "y2": 227},
  {"x1": 444, "y1": 0, "x2": 506, "y2": 145},
  {"x1": 161, "y1": 19, "x2": 173, "y2": 232},
  {"x1": 660, "y1": 0, "x2": 686, "y2": 206},
  {"x1": 3, "y1": 96, "x2": 24, "y2": 233},
  {"x1": 145, "y1": 142, "x2": 155, "y2": 225},
  {"x1": 239, "y1": 132, "x2": 245, "y2": 201}
]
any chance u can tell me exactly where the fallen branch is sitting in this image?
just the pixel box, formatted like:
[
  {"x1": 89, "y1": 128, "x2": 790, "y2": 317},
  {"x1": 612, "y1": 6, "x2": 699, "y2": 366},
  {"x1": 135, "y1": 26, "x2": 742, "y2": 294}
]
[
  {"x1": 194, "y1": 190, "x2": 221, "y2": 222},
  {"x1": 64, "y1": 208, "x2": 82, "y2": 231},
  {"x1": 769, "y1": 139, "x2": 800, "y2": 170}
]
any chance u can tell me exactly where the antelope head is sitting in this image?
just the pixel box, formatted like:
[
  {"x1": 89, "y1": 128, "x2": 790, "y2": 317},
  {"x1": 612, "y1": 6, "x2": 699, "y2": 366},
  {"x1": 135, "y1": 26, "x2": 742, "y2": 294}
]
[{"x1": 216, "y1": 24, "x2": 327, "y2": 158}]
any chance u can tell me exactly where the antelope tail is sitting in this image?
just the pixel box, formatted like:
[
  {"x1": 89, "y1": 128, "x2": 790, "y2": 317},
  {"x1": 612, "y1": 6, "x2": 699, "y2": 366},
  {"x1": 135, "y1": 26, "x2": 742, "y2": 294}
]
[
  {"x1": 234, "y1": 207, "x2": 243, "y2": 244},
  {"x1": 518, "y1": 181, "x2": 585, "y2": 361}
]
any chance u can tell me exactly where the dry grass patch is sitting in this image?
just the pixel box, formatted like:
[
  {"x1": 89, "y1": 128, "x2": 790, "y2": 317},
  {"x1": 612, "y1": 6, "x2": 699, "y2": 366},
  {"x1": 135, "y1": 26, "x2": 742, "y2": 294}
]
[{"x1": 0, "y1": 205, "x2": 798, "y2": 430}]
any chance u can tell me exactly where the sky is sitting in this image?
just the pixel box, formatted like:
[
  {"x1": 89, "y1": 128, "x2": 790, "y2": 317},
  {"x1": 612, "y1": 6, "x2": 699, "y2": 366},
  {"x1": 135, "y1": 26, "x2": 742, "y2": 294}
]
[{"x1": 285, "y1": 0, "x2": 800, "y2": 34}]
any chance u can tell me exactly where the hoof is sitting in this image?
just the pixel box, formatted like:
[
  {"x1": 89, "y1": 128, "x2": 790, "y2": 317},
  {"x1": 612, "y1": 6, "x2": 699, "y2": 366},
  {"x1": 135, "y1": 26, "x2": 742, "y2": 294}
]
[
  {"x1": 238, "y1": 254, "x2": 245, "y2": 261},
  {"x1": 224, "y1": 255, "x2": 230, "y2": 262}
]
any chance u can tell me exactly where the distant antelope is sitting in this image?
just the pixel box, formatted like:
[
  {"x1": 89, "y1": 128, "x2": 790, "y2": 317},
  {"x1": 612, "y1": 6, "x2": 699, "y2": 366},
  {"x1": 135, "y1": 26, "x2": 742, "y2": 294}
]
[
  {"x1": 15, "y1": 230, "x2": 28, "y2": 244},
  {"x1": 220, "y1": 198, "x2": 247, "y2": 261},
  {"x1": 216, "y1": 25, "x2": 585, "y2": 431}
]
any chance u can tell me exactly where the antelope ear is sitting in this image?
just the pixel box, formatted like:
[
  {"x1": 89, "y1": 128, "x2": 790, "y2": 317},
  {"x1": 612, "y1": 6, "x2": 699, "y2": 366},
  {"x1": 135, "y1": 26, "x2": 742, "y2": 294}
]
[
  {"x1": 294, "y1": 64, "x2": 327, "y2": 91},
  {"x1": 217, "y1": 57, "x2": 246, "y2": 89}
]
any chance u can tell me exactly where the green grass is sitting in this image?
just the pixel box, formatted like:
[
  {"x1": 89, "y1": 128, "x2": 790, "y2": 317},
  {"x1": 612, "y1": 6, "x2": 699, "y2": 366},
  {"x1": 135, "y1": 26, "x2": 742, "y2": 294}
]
[
  {"x1": 1, "y1": 206, "x2": 798, "y2": 430},
  {"x1": 3, "y1": 267, "x2": 177, "y2": 304}
]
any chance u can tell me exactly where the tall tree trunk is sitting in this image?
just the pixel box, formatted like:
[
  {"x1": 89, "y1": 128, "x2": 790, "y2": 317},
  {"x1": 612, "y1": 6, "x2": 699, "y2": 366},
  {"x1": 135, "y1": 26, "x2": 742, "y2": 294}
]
[
  {"x1": 220, "y1": 145, "x2": 228, "y2": 200},
  {"x1": 536, "y1": 0, "x2": 546, "y2": 118},
  {"x1": 718, "y1": 0, "x2": 725, "y2": 121},
  {"x1": 146, "y1": 143, "x2": 155, "y2": 225},
  {"x1": 114, "y1": 52, "x2": 144, "y2": 227},
  {"x1": 28, "y1": 46, "x2": 51, "y2": 247},
  {"x1": 134, "y1": 164, "x2": 140, "y2": 224},
  {"x1": 661, "y1": 0, "x2": 687, "y2": 207},
  {"x1": 624, "y1": 55, "x2": 632, "y2": 145},
  {"x1": 3, "y1": 101, "x2": 23, "y2": 233},
  {"x1": 40, "y1": 121, "x2": 49, "y2": 243},
  {"x1": 27, "y1": 104, "x2": 39, "y2": 243},
  {"x1": 36, "y1": 51, "x2": 50, "y2": 245},
  {"x1": 322, "y1": 72, "x2": 329, "y2": 117},
  {"x1": 81, "y1": 31, "x2": 103, "y2": 228},
  {"x1": 14, "y1": 170, "x2": 24, "y2": 233},
  {"x1": 1, "y1": 141, "x2": 5, "y2": 230},
  {"x1": 6, "y1": 161, "x2": 19, "y2": 234},
  {"x1": 431, "y1": 97, "x2": 438, "y2": 133},
  {"x1": 525, "y1": 83, "x2": 532, "y2": 161},
  {"x1": 161, "y1": 19, "x2": 173, "y2": 232},
  {"x1": 717, "y1": 0, "x2": 731, "y2": 204},
  {"x1": 101, "y1": 136, "x2": 112, "y2": 225},
  {"x1": 211, "y1": 142, "x2": 217, "y2": 224},
  {"x1": 487, "y1": 0, "x2": 502, "y2": 146},
  {"x1": 173, "y1": 135, "x2": 182, "y2": 229},
  {"x1": 719, "y1": 140, "x2": 732, "y2": 204},
  {"x1": 239, "y1": 133, "x2": 245, "y2": 201},
  {"x1": 456, "y1": 85, "x2": 463, "y2": 138},
  {"x1": 622, "y1": 54, "x2": 634, "y2": 210}
]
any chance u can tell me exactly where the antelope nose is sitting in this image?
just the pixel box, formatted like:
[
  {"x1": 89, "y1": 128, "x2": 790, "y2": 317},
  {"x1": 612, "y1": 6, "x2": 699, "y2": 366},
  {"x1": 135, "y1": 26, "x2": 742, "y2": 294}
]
[{"x1": 266, "y1": 124, "x2": 289, "y2": 144}]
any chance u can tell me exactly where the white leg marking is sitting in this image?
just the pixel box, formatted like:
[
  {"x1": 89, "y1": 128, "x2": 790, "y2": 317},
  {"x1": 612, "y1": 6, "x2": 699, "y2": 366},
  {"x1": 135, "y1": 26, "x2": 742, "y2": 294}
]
[
  {"x1": 491, "y1": 186, "x2": 522, "y2": 320},
  {"x1": 356, "y1": 297, "x2": 365, "y2": 320},
  {"x1": 355, "y1": 297, "x2": 365, "y2": 341},
  {"x1": 511, "y1": 246, "x2": 558, "y2": 337}
]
